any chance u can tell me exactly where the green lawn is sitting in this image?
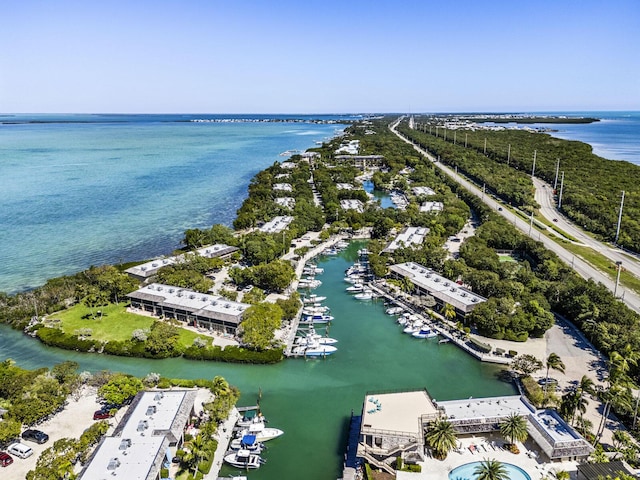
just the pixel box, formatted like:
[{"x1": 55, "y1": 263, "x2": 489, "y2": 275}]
[{"x1": 49, "y1": 303, "x2": 206, "y2": 346}]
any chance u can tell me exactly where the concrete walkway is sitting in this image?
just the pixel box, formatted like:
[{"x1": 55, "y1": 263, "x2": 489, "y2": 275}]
[{"x1": 204, "y1": 407, "x2": 241, "y2": 480}]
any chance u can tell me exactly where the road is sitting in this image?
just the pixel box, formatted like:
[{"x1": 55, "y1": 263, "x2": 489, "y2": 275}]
[
  {"x1": 389, "y1": 120, "x2": 640, "y2": 314},
  {"x1": 533, "y1": 176, "x2": 640, "y2": 279}
]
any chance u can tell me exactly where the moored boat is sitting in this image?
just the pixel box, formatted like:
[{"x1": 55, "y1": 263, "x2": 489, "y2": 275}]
[
  {"x1": 354, "y1": 290, "x2": 373, "y2": 301},
  {"x1": 412, "y1": 328, "x2": 438, "y2": 339},
  {"x1": 303, "y1": 294, "x2": 326, "y2": 304},
  {"x1": 346, "y1": 283, "x2": 364, "y2": 293},
  {"x1": 223, "y1": 449, "x2": 264, "y2": 469}
]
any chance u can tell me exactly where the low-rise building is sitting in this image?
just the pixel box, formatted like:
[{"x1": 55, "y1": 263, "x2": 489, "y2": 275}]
[
  {"x1": 259, "y1": 215, "x2": 294, "y2": 233},
  {"x1": 273, "y1": 183, "x2": 293, "y2": 192},
  {"x1": 335, "y1": 155, "x2": 385, "y2": 170},
  {"x1": 124, "y1": 244, "x2": 238, "y2": 281},
  {"x1": 275, "y1": 197, "x2": 296, "y2": 209},
  {"x1": 420, "y1": 201, "x2": 444, "y2": 213},
  {"x1": 78, "y1": 390, "x2": 198, "y2": 480},
  {"x1": 127, "y1": 283, "x2": 249, "y2": 335},
  {"x1": 336, "y1": 183, "x2": 354, "y2": 190},
  {"x1": 340, "y1": 199, "x2": 364, "y2": 213},
  {"x1": 383, "y1": 227, "x2": 430, "y2": 253},
  {"x1": 412, "y1": 186, "x2": 436, "y2": 196},
  {"x1": 388, "y1": 262, "x2": 486, "y2": 317}
]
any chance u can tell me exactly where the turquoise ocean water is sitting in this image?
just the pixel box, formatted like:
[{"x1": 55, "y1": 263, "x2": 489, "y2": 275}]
[{"x1": 0, "y1": 114, "x2": 349, "y2": 293}]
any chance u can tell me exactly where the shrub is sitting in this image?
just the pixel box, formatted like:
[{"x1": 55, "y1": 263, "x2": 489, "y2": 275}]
[
  {"x1": 521, "y1": 375, "x2": 544, "y2": 407},
  {"x1": 508, "y1": 350, "x2": 518, "y2": 357},
  {"x1": 469, "y1": 337, "x2": 492, "y2": 353}
]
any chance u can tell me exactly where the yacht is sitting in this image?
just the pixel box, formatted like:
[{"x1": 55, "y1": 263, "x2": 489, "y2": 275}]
[
  {"x1": 237, "y1": 421, "x2": 284, "y2": 442},
  {"x1": 354, "y1": 290, "x2": 373, "y2": 301},
  {"x1": 412, "y1": 328, "x2": 438, "y2": 339},
  {"x1": 403, "y1": 321, "x2": 423, "y2": 334},
  {"x1": 300, "y1": 314, "x2": 333, "y2": 325},
  {"x1": 303, "y1": 294, "x2": 326, "y2": 304},
  {"x1": 303, "y1": 341, "x2": 338, "y2": 357},
  {"x1": 302, "y1": 305, "x2": 330, "y2": 315},
  {"x1": 346, "y1": 284, "x2": 364, "y2": 293},
  {"x1": 223, "y1": 449, "x2": 264, "y2": 469},
  {"x1": 295, "y1": 328, "x2": 338, "y2": 346},
  {"x1": 344, "y1": 274, "x2": 363, "y2": 284},
  {"x1": 385, "y1": 306, "x2": 404, "y2": 315}
]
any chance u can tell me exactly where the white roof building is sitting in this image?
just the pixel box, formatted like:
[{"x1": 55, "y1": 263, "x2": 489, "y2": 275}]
[
  {"x1": 79, "y1": 390, "x2": 197, "y2": 480},
  {"x1": 259, "y1": 215, "x2": 294, "y2": 233},
  {"x1": 412, "y1": 186, "x2": 436, "y2": 196},
  {"x1": 389, "y1": 262, "x2": 486, "y2": 315},
  {"x1": 273, "y1": 183, "x2": 293, "y2": 192},
  {"x1": 275, "y1": 197, "x2": 296, "y2": 209},
  {"x1": 127, "y1": 283, "x2": 250, "y2": 334},
  {"x1": 420, "y1": 201, "x2": 444, "y2": 213},
  {"x1": 340, "y1": 199, "x2": 364, "y2": 213},
  {"x1": 336, "y1": 183, "x2": 354, "y2": 190},
  {"x1": 383, "y1": 227, "x2": 430, "y2": 253},
  {"x1": 124, "y1": 244, "x2": 238, "y2": 280}
]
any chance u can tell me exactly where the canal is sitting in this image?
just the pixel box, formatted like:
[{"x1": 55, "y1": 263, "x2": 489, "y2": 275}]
[{"x1": 0, "y1": 243, "x2": 514, "y2": 480}]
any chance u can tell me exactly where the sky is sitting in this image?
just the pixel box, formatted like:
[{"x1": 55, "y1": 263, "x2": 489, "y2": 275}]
[{"x1": 1, "y1": 0, "x2": 639, "y2": 113}]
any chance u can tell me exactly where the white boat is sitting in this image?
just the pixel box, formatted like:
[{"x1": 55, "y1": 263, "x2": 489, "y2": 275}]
[
  {"x1": 346, "y1": 263, "x2": 367, "y2": 275},
  {"x1": 303, "y1": 342, "x2": 338, "y2": 357},
  {"x1": 229, "y1": 434, "x2": 265, "y2": 453},
  {"x1": 412, "y1": 328, "x2": 438, "y2": 339},
  {"x1": 344, "y1": 275, "x2": 363, "y2": 284},
  {"x1": 346, "y1": 284, "x2": 364, "y2": 293},
  {"x1": 223, "y1": 449, "x2": 264, "y2": 469},
  {"x1": 358, "y1": 248, "x2": 369, "y2": 256},
  {"x1": 354, "y1": 290, "x2": 373, "y2": 301},
  {"x1": 295, "y1": 333, "x2": 338, "y2": 346},
  {"x1": 303, "y1": 294, "x2": 326, "y2": 304},
  {"x1": 303, "y1": 266, "x2": 324, "y2": 275},
  {"x1": 300, "y1": 314, "x2": 333, "y2": 324},
  {"x1": 403, "y1": 321, "x2": 423, "y2": 334},
  {"x1": 236, "y1": 412, "x2": 266, "y2": 428},
  {"x1": 302, "y1": 305, "x2": 330, "y2": 315},
  {"x1": 335, "y1": 240, "x2": 349, "y2": 249},
  {"x1": 323, "y1": 248, "x2": 338, "y2": 255},
  {"x1": 237, "y1": 421, "x2": 284, "y2": 442},
  {"x1": 386, "y1": 306, "x2": 404, "y2": 315}
]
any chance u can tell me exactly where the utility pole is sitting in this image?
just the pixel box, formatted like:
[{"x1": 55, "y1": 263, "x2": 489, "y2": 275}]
[
  {"x1": 615, "y1": 261, "x2": 622, "y2": 297},
  {"x1": 553, "y1": 158, "x2": 560, "y2": 190},
  {"x1": 507, "y1": 144, "x2": 511, "y2": 165},
  {"x1": 615, "y1": 190, "x2": 625, "y2": 245},
  {"x1": 435, "y1": 126, "x2": 438, "y2": 137},
  {"x1": 531, "y1": 150, "x2": 537, "y2": 178},
  {"x1": 444, "y1": 128, "x2": 447, "y2": 141},
  {"x1": 453, "y1": 131, "x2": 456, "y2": 145},
  {"x1": 429, "y1": 126, "x2": 432, "y2": 135},
  {"x1": 529, "y1": 211, "x2": 534, "y2": 235},
  {"x1": 558, "y1": 171, "x2": 565, "y2": 209},
  {"x1": 465, "y1": 133, "x2": 468, "y2": 148},
  {"x1": 484, "y1": 138, "x2": 487, "y2": 155}
]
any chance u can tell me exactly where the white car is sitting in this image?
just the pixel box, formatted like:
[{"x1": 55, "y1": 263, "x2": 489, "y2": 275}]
[{"x1": 7, "y1": 442, "x2": 33, "y2": 459}]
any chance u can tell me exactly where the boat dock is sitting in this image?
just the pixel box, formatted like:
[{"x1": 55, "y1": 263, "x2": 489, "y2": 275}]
[{"x1": 367, "y1": 282, "x2": 511, "y2": 365}]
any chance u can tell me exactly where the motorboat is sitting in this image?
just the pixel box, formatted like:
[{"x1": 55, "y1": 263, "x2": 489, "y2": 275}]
[
  {"x1": 385, "y1": 306, "x2": 404, "y2": 315},
  {"x1": 242, "y1": 421, "x2": 284, "y2": 442},
  {"x1": 223, "y1": 449, "x2": 265, "y2": 469},
  {"x1": 354, "y1": 290, "x2": 373, "y2": 301},
  {"x1": 344, "y1": 274, "x2": 363, "y2": 284},
  {"x1": 229, "y1": 434, "x2": 265, "y2": 454},
  {"x1": 302, "y1": 305, "x2": 330, "y2": 315},
  {"x1": 303, "y1": 342, "x2": 338, "y2": 357},
  {"x1": 298, "y1": 279, "x2": 321, "y2": 289},
  {"x1": 335, "y1": 240, "x2": 349, "y2": 249},
  {"x1": 357, "y1": 248, "x2": 369, "y2": 256},
  {"x1": 323, "y1": 248, "x2": 338, "y2": 255},
  {"x1": 303, "y1": 265, "x2": 324, "y2": 275},
  {"x1": 300, "y1": 314, "x2": 333, "y2": 324},
  {"x1": 346, "y1": 284, "x2": 364, "y2": 293},
  {"x1": 412, "y1": 328, "x2": 438, "y2": 339},
  {"x1": 403, "y1": 321, "x2": 423, "y2": 334},
  {"x1": 295, "y1": 333, "x2": 338, "y2": 346},
  {"x1": 236, "y1": 412, "x2": 266, "y2": 428},
  {"x1": 303, "y1": 294, "x2": 326, "y2": 304},
  {"x1": 346, "y1": 263, "x2": 367, "y2": 275}
]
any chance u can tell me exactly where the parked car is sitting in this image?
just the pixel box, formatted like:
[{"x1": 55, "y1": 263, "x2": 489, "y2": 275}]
[
  {"x1": 553, "y1": 218, "x2": 558, "y2": 222},
  {"x1": 93, "y1": 409, "x2": 115, "y2": 420},
  {"x1": 21, "y1": 429, "x2": 49, "y2": 444},
  {"x1": 0, "y1": 451, "x2": 13, "y2": 467},
  {"x1": 7, "y1": 443, "x2": 33, "y2": 459}
]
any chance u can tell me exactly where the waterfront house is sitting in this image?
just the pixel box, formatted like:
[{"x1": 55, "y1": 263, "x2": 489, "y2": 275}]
[
  {"x1": 127, "y1": 283, "x2": 249, "y2": 335},
  {"x1": 382, "y1": 227, "x2": 430, "y2": 253},
  {"x1": 78, "y1": 389, "x2": 197, "y2": 480},
  {"x1": 124, "y1": 244, "x2": 238, "y2": 281},
  {"x1": 388, "y1": 262, "x2": 486, "y2": 319},
  {"x1": 258, "y1": 215, "x2": 294, "y2": 233}
]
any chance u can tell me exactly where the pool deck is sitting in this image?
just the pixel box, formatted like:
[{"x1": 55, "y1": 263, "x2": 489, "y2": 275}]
[{"x1": 397, "y1": 436, "x2": 578, "y2": 480}]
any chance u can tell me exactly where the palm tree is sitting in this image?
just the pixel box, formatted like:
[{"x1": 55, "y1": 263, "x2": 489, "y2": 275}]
[
  {"x1": 543, "y1": 353, "x2": 565, "y2": 396},
  {"x1": 425, "y1": 418, "x2": 458, "y2": 459},
  {"x1": 499, "y1": 413, "x2": 528, "y2": 451},
  {"x1": 474, "y1": 458, "x2": 509, "y2": 480},
  {"x1": 212, "y1": 375, "x2": 231, "y2": 397},
  {"x1": 183, "y1": 434, "x2": 211, "y2": 477},
  {"x1": 442, "y1": 303, "x2": 456, "y2": 322}
]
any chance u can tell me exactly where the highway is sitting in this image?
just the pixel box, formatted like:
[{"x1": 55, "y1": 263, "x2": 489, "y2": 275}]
[
  {"x1": 533, "y1": 176, "x2": 640, "y2": 278},
  {"x1": 389, "y1": 120, "x2": 640, "y2": 314}
]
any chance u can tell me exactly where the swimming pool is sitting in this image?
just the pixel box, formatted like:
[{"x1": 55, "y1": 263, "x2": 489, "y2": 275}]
[{"x1": 449, "y1": 461, "x2": 531, "y2": 480}]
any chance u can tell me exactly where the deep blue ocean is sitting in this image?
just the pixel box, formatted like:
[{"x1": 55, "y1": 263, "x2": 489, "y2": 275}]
[{"x1": 1, "y1": 112, "x2": 638, "y2": 294}]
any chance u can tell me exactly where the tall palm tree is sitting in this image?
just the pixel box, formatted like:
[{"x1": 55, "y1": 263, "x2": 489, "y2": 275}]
[
  {"x1": 212, "y1": 375, "x2": 231, "y2": 397},
  {"x1": 544, "y1": 353, "x2": 565, "y2": 396},
  {"x1": 474, "y1": 458, "x2": 509, "y2": 480},
  {"x1": 183, "y1": 434, "x2": 211, "y2": 477},
  {"x1": 425, "y1": 418, "x2": 457, "y2": 459},
  {"x1": 442, "y1": 303, "x2": 456, "y2": 322},
  {"x1": 499, "y1": 413, "x2": 528, "y2": 450}
]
